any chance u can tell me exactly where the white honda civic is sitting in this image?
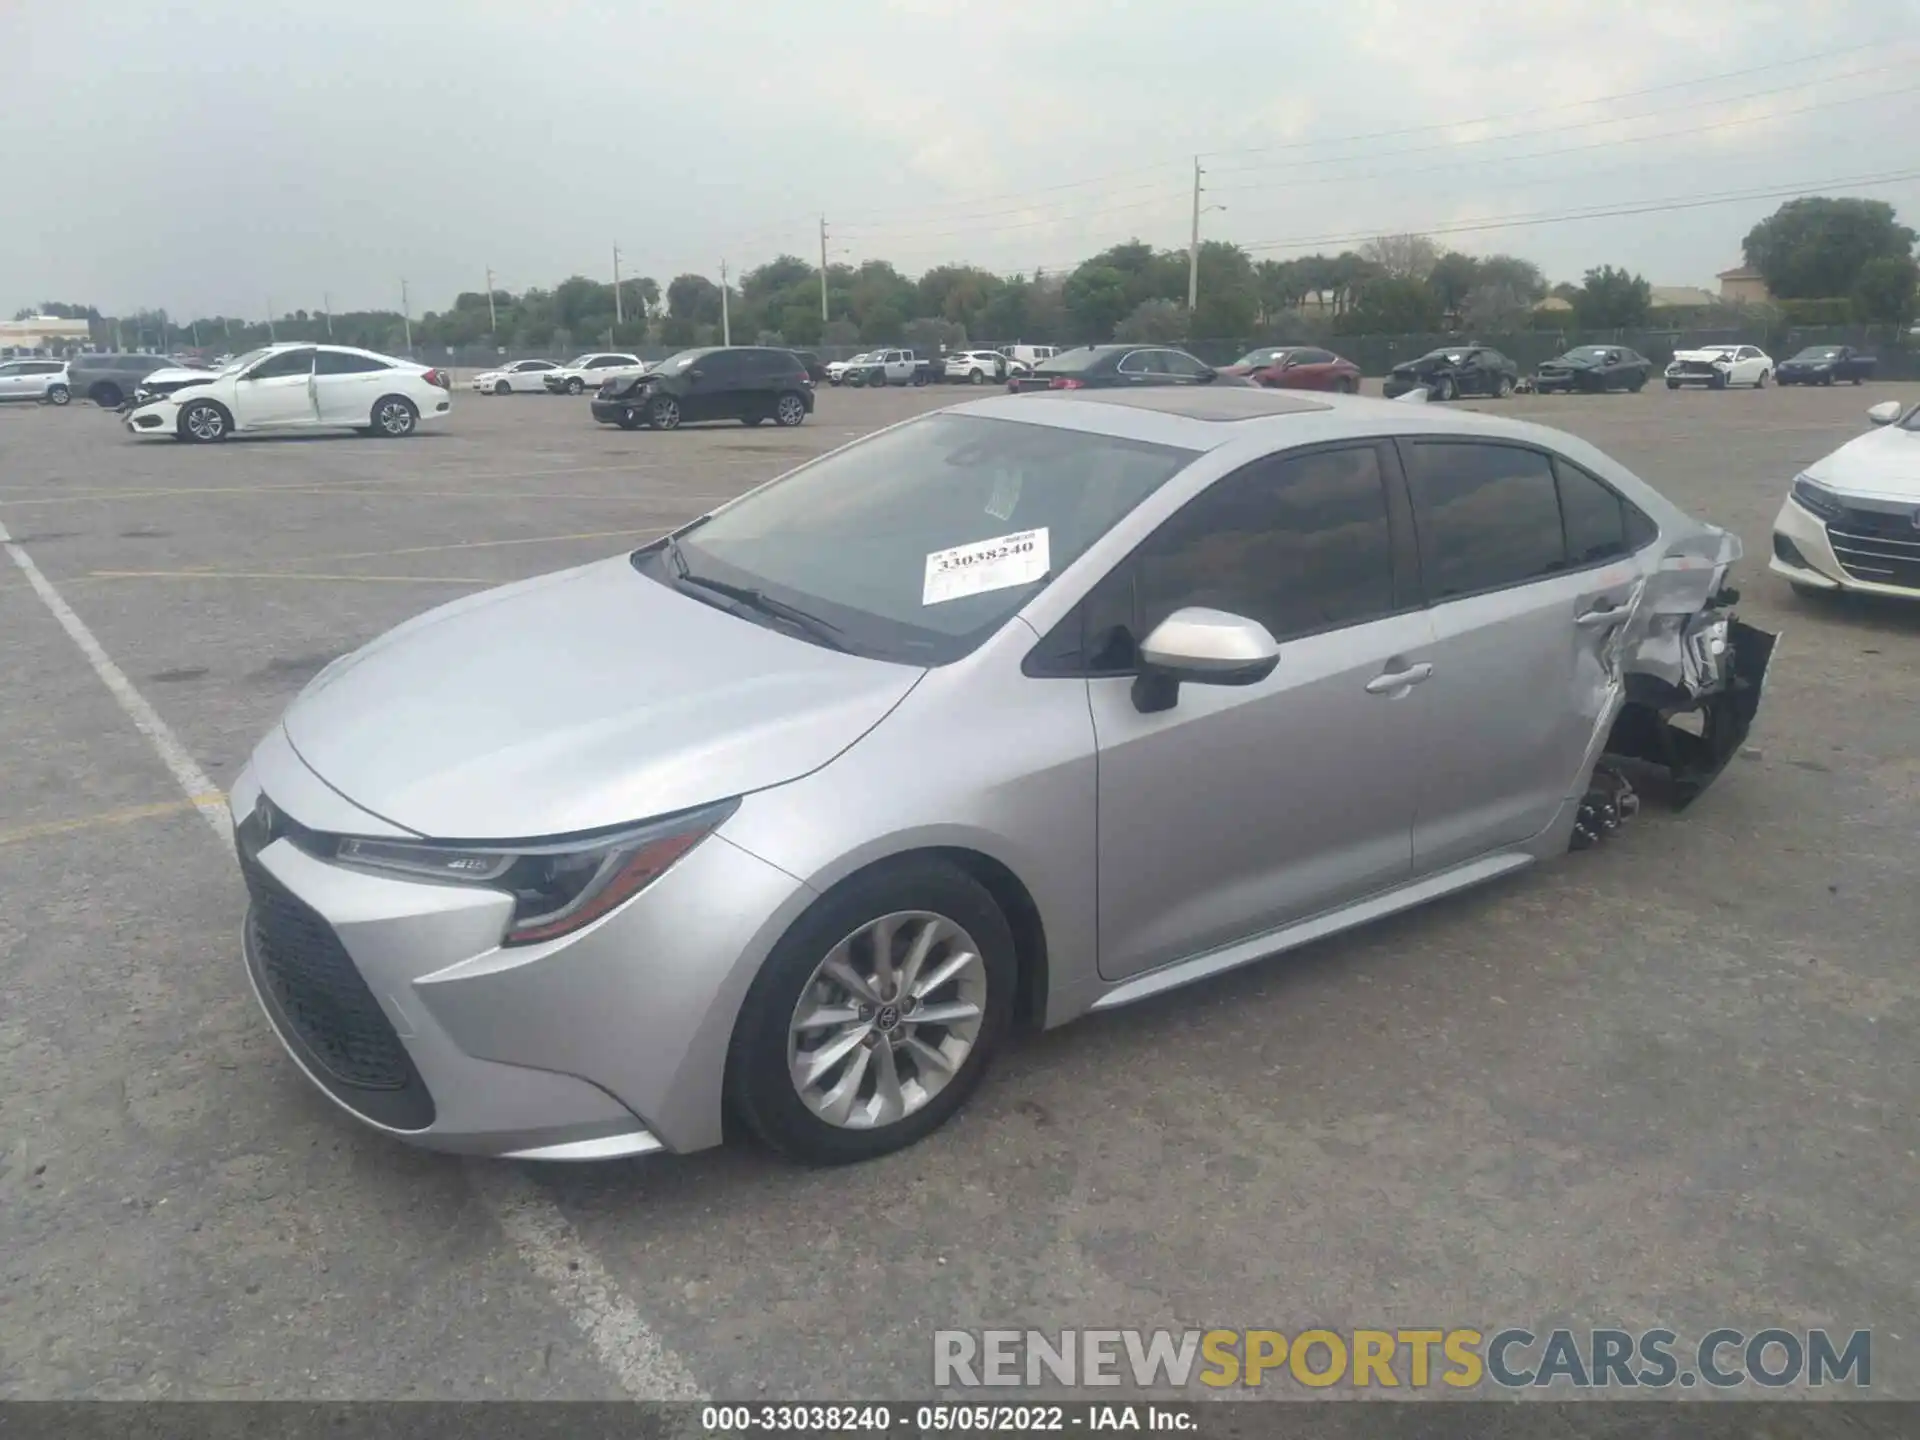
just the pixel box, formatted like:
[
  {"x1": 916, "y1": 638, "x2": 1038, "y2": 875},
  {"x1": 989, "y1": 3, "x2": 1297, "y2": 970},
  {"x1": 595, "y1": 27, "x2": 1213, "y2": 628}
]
[
  {"x1": 123, "y1": 343, "x2": 452, "y2": 441},
  {"x1": 1770, "y1": 398, "x2": 1920, "y2": 600}
]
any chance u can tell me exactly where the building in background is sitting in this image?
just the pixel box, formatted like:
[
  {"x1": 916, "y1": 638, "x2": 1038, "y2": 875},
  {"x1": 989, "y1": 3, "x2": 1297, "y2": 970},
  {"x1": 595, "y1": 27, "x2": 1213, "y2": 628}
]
[
  {"x1": 0, "y1": 314, "x2": 93, "y2": 353},
  {"x1": 1716, "y1": 266, "x2": 1772, "y2": 305}
]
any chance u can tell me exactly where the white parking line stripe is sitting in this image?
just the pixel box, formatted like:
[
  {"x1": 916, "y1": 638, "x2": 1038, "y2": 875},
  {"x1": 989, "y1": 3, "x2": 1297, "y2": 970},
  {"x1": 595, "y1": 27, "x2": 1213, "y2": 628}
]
[
  {"x1": 0, "y1": 515, "x2": 703, "y2": 1402},
  {"x1": 473, "y1": 1167, "x2": 706, "y2": 1400}
]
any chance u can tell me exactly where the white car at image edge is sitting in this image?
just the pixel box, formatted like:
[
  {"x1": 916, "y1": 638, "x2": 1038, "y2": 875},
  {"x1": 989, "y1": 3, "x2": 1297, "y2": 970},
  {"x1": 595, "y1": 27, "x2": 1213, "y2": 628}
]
[
  {"x1": 1665, "y1": 344, "x2": 1773, "y2": 389},
  {"x1": 471, "y1": 358, "x2": 561, "y2": 394},
  {"x1": 0, "y1": 357, "x2": 71, "y2": 404},
  {"x1": 123, "y1": 343, "x2": 451, "y2": 442},
  {"x1": 825, "y1": 352, "x2": 876, "y2": 385},
  {"x1": 1771, "y1": 398, "x2": 1920, "y2": 600}
]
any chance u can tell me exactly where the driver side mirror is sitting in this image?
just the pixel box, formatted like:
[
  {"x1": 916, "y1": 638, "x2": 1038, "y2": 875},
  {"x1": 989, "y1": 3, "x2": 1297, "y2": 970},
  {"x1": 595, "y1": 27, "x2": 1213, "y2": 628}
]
[
  {"x1": 1867, "y1": 400, "x2": 1902, "y2": 426},
  {"x1": 1131, "y1": 608, "x2": 1279, "y2": 714}
]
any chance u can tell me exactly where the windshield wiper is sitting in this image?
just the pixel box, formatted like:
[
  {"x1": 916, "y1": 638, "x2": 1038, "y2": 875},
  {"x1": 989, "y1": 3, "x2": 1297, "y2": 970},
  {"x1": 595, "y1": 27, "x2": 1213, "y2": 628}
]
[{"x1": 665, "y1": 544, "x2": 849, "y2": 651}]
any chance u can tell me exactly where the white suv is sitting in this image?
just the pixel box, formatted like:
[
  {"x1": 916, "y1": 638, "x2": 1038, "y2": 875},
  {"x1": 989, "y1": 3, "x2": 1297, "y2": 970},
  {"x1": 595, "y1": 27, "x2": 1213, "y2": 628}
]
[
  {"x1": 0, "y1": 358, "x2": 72, "y2": 405},
  {"x1": 943, "y1": 350, "x2": 1007, "y2": 385}
]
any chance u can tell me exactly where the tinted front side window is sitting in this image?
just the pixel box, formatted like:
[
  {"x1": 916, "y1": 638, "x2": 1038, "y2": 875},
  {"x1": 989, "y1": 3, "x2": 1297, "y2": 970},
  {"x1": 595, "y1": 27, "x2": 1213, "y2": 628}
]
[
  {"x1": 314, "y1": 351, "x2": 391, "y2": 375},
  {"x1": 1131, "y1": 444, "x2": 1396, "y2": 644},
  {"x1": 649, "y1": 414, "x2": 1197, "y2": 665},
  {"x1": 247, "y1": 349, "x2": 314, "y2": 379},
  {"x1": 1406, "y1": 442, "x2": 1564, "y2": 600}
]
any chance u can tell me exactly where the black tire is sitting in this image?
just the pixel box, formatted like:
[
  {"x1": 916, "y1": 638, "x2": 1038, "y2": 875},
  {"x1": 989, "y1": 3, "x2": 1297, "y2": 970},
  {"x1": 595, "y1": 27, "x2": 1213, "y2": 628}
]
[
  {"x1": 1851, "y1": 374, "x2": 1864, "y2": 385},
  {"x1": 494, "y1": 380, "x2": 510, "y2": 396},
  {"x1": 742, "y1": 413, "x2": 765, "y2": 427},
  {"x1": 90, "y1": 382, "x2": 123, "y2": 408},
  {"x1": 774, "y1": 391, "x2": 807, "y2": 427},
  {"x1": 1821, "y1": 373, "x2": 1835, "y2": 387},
  {"x1": 1494, "y1": 374, "x2": 1515, "y2": 399},
  {"x1": 45, "y1": 384, "x2": 70, "y2": 406},
  {"x1": 616, "y1": 407, "x2": 644, "y2": 430},
  {"x1": 566, "y1": 376, "x2": 585, "y2": 395},
  {"x1": 1710, "y1": 373, "x2": 1727, "y2": 390},
  {"x1": 1630, "y1": 374, "x2": 1647, "y2": 392},
  {"x1": 969, "y1": 369, "x2": 985, "y2": 385},
  {"x1": 649, "y1": 394, "x2": 682, "y2": 430},
  {"x1": 846, "y1": 370, "x2": 865, "y2": 388},
  {"x1": 371, "y1": 394, "x2": 418, "y2": 437},
  {"x1": 1433, "y1": 376, "x2": 1456, "y2": 402},
  {"x1": 1666, "y1": 378, "x2": 1681, "y2": 390},
  {"x1": 177, "y1": 399, "x2": 231, "y2": 443},
  {"x1": 726, "y1": 857, "x2": 1017, "y2": 1165},
  {"x1": 1755, "y1": 370, "x2": 1768, "y2": 389},
  {"x1": 1335, "y1": 376, "x2": 1357, "y2": 394}
]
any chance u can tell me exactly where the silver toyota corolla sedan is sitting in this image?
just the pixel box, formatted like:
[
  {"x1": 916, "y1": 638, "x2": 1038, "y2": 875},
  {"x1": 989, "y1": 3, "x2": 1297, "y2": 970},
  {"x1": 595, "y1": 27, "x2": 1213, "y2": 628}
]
[{"x1": 230, "y1": 387, "x2": 1775, "y2": 1165}]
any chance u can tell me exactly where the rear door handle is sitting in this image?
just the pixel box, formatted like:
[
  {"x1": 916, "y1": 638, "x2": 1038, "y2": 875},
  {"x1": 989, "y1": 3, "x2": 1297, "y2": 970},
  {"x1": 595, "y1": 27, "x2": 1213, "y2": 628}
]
[{"x1": 1365, "y1": 662, "x2": 1433, "y2": 695}]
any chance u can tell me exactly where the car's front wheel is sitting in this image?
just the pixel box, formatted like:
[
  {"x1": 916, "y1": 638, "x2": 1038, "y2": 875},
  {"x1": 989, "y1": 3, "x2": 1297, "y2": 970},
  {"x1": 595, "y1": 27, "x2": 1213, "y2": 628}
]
[
  {"x1": 1754, "y1": 369, "x2": 1769, "y2": 389},
  {"x1": 566, "y1": 377, "x2": 585, "y2": 395},
  {"x1": 728, "y1": 858, "x2": 1016, "y2": 1165},
  {"x1": 494, "y1": 380, "x2": 510, "y2": 395},
  {"x1": 649, "y1": 394, "x2": 682, "y2": 430},
  {"x1": 1494, "y1": 375, "x2": 1515, "y2": 399},
  {"x1": 1433, "y1": 376, "x2": 1456, "y2": 402},
  {"x1": 1666, "y1": 378, "x2": 1681, "y2": 389},
  {"x1": 178, "y1": 399, "x2": 231, "y2": 443}
]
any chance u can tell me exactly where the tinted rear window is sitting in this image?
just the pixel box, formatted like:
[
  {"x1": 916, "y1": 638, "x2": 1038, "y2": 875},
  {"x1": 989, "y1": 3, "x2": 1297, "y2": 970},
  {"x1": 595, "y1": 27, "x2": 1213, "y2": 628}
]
[{"x1": 1035, "y1": 349, "x2": 1115, "y2": 374}]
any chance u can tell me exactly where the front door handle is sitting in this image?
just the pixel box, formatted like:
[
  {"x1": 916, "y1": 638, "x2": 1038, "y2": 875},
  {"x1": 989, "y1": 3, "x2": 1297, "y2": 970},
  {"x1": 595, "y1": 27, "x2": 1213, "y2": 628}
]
[
  {"x1": 1575, "y1": 602, "x2": 1627, "y2": 629},
  {"x1": 1365, "y1": 661, "x2": 1433, "y2": 695}
]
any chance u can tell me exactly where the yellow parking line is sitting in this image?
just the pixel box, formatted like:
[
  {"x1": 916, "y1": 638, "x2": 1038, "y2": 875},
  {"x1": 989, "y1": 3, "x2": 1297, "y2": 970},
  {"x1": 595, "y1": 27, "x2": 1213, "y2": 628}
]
[
  {"x1": 0, "y1": 791, "x2": 226, "y2": 846},
  {"x1": 83, "y1": 570, "x2": 495, "y2": 585}
]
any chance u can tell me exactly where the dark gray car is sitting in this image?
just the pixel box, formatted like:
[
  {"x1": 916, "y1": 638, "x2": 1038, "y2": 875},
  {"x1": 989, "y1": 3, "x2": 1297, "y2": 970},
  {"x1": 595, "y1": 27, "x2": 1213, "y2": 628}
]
[{"x1": 65, "y1": 353, "x2": 172, "y2": 408}]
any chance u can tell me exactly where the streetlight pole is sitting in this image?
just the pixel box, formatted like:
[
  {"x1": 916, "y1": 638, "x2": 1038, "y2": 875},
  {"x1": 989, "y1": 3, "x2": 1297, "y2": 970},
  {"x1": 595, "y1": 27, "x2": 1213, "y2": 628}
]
[
  {"x1": 1187, "y1": 156, "x2": 1203, "y2": 312},
  {"x1": 400, "y1": 278, "x2": 412, "y2": 355},
  {"x1": 613, "y1": 245, "x2": 623, "y2": 328},
  {"x1": 819, "y1": 216, "x2": 830, "y2": 323},
  {"x1": 323, "y1": 291, "x2": 334, "y2": 338},
  {"x1": 720, "y1": 259, "x2": 731, "y2": 345},
  {"x1": 485, "y1": 266, "x2": 498, "y2": 333},
  {"x1": 266, "y1": 298, "x2": 275, "y2": 344}
]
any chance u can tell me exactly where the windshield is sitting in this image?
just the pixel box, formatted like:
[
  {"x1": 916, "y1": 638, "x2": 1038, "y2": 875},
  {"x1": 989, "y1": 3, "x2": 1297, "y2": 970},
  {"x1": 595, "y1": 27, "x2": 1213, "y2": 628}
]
[
  {"x1": 1417, "y1": 349, "x2": 1469, "y2": 364},
  {"x1": 1561, "y1": 346, "x2": 1615, "y2": 362},
  {"x1": 636, "y1": 413, "x2": 1198, "y2": 665},
  {"x1": 1902, "y1": 404, "x2": 1920, "y2": 433},
  {"x1": 1236, "y1": 349, "x2": 1290, "y2": 367},
  {"x1": 1791, "y1": 348, "x2": 1841, "y2": 361},
  {"x1": 659, "y1": 349, "x2": 708, "y2": 371},
  {"x1": 219, "y1": 347, "x2": 273, "y2": 375}
]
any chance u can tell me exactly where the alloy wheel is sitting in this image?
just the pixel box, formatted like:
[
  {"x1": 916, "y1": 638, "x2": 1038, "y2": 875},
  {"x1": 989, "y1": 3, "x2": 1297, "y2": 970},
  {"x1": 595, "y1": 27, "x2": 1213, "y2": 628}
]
[
  {"x1": 183, "y1": 403, "x2": 226, "y2": 441},
  {"x1": 377, "y1": 399, "x2": 415, "y2": 435},
  {"x1": 775, "y1": 394, "x2": 805, "y2": 426},
  {"x1": 650, "y1": 396, "x2": 681, "y2": 429},
  {"x1": 786, "y1": 911, "x2": 987, "y2": 1131}
]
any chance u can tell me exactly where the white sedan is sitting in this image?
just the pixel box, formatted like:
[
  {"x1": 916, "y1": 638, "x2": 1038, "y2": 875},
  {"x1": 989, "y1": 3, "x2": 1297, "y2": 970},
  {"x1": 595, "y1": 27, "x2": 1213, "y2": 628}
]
[
  {"x1": 123, "y1": 343, "x2": 452, "y2": 442},
  {"x1": 824, "y1": 352, "x2": 875, "y2": 385},
  {"x1": 1665, "y1": 344, "x2": 1773, "y2": 389},
  {"x1": 1770, "y1": 398, "x2": 1920, "y2": 601},
  {"x1": 471, "y1": 358, "x2": 560, "y2": 394}
]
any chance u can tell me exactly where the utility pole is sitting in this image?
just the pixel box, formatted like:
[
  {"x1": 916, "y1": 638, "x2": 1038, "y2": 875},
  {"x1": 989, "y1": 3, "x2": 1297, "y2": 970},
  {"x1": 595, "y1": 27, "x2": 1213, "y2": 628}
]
[
  {"x1": 323, "y1": 291, "x2": 334, "y2": 338},
  {"x1": 612, "y1": 244, "x2": 623, "y2": 327},
  {"x1": 720, "y1": 259, "x2": 731, "y2": 345},
  {"x1": 266, "y1": 299, "x2": 275, "y2": 344},
  {"x1": 819, "y1": 216, "x2": 830, "y2": 323},
  {"x1": 400, "y1": 278, "x2": 412, "y2": 355},
  {"x1": 484, "y1": 266, "x2": 498, "y2": 332},
  {"x1": 1187, "y1": 156, "x2": 1203, "y2": 313}
]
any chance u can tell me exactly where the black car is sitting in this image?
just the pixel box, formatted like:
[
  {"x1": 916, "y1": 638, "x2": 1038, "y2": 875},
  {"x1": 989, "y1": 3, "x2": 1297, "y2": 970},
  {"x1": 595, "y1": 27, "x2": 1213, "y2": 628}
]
[
  {"x1": 1381, "y1": 345, "x2": 1519, "y2": 401},
  {"x1": 590, "y1": 346, "x2": 814, "y2": 430},
  {"x1": 1532, "y1": 345, "x2": 1652, "y2": 394},
  {"x1": 788, "y1": 349, "x2": 827, "y2": 385},
  {"x1": 1776, "y1": 345, "x2": 1875, "y2": 386},
  {"x1": 64, "y1": 352, "x2": 172, "y2": 408},
  {"x1": 1006, "y1": 344, "x2": 1225, "y2": 393}
]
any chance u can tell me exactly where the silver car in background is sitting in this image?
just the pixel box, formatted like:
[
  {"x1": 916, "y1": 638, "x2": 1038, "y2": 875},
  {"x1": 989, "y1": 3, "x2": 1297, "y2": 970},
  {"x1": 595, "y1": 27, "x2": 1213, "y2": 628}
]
[{"x1": 230, "y1": 388, "x2": 1774, "y2": 1165}]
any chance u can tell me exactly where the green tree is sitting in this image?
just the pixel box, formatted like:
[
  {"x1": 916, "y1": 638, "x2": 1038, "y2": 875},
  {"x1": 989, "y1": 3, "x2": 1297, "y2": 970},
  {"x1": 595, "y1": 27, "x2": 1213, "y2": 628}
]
[
  {"x1": 1191, "y1": 240, "x2": 1257, "y2": 339},
  {"x1": 1253, "y1": 259, "x2": 1307, "y2": 322},
  {"x1": 1339, "y1": 276, "x2": 1441, "y2": 333},
  {"x1": 1574, "y1": 265, "x2": 1652, "y2": 328},
  {"x1": 1743, "y1": 197, "x2": 1917, "y2": 300},
  {"x1": 1062, "y1": 264, "x2": 1133, "y2": 340},
  {"x1": 667, "y1": 273, "x2": 723, "y2": 325},
  {"x1": 1113, "y1": 298, "x2": 1187, "y2": 343},
  {"x1": 1428, "y1": 252, "x2": 1481, "y2": 314},
  {"x1": 1850, "y1": 253, "x2": 1920, "y2": 324},
  {"x1": 1475, "y1": 255, "x2": 1548, "y2": 302}
]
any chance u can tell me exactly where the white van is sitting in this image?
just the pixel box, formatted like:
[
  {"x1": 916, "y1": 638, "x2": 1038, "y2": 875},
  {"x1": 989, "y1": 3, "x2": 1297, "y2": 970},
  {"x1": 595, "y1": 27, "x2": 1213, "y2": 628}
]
[{"x1": 999, "y1": 344, "x2": 1059, "y2": 375}]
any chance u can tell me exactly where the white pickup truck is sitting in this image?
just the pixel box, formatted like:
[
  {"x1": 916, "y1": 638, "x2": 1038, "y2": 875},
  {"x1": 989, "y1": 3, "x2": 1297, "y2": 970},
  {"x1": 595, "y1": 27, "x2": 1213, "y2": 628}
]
[{"x1": 848, "y1": 348, "x2": 933, "y2": 387}]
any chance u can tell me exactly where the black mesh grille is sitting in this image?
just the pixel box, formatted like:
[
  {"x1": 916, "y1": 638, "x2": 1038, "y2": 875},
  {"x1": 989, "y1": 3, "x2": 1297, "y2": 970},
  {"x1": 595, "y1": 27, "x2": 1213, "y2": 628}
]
[
  {"x1": 242, "y1": 855, "x2": 412, "y2": 1090},
  {"x1": 1826, "y1": 507, "x2": 1920, "y2": 590}
]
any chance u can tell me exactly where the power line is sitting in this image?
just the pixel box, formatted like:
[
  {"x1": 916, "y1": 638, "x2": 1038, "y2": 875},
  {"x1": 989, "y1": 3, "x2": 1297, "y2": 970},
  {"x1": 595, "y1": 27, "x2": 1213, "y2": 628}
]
[
  {"x1": 1237, "y1": 167, "x2": 1920, "y2": 254},
  {"x1": 1200, "y1": 37, "x2": 1896, "y2": 159}
]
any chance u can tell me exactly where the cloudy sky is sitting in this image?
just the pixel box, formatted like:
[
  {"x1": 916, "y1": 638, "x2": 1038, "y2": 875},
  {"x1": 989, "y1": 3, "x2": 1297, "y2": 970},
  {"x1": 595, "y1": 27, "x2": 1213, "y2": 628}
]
[{"x1": 6, "y1": 0, "x2": 1917, "y2": 320}]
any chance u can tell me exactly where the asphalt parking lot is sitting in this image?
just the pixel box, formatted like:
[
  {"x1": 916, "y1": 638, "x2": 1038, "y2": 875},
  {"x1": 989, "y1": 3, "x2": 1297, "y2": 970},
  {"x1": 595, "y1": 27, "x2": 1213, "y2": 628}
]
[{"x1": 3, "y1": 376, "x2": 1918, "y2": 1402}]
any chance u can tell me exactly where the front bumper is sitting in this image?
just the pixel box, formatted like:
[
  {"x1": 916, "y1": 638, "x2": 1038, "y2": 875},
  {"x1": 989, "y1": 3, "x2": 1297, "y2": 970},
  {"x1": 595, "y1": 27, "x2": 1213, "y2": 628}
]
[
  {"x1": 123, "y1": 401, "x2": 177, "y2": 436},
  {"x1": 1665, "y1": 365, "x2": 1729, "y2": 385},
  {"x1": 589, "y1": 394, "x2": 642, "y2": 424},
  {"x1": 1769, "y1": 493, "x2": 1920, "y2": 598},
  {"x1": 1380, "y1": 377, "x2": 1430, "y2": 398},
  {"x1": 227, "y1": 744, "x2": 813, "y2": 1158}
]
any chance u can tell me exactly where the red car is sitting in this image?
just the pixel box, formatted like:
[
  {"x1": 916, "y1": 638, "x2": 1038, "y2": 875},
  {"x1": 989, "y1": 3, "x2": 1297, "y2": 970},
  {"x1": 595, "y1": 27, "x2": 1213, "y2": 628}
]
[{"x1": 1221, "y1": 345, "x2": 1361, "y2": 393}]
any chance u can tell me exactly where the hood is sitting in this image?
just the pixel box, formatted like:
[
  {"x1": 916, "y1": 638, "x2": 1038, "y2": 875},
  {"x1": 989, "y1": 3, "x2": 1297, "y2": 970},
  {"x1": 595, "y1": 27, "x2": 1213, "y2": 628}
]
[
  {"x1": 280, "y1": 556, "x2": 923, "y2": 838},
  {"x1": 1802, "y1": 424, "x2": 1920, "y2": 502},
  {"x1": 1779, "y1": 355, "x2": 1836, "y2": 369},
  {"x1": 139, "y1": 366, "x2": 214, "y2": 388},
  {"x1": 1670, "y1": 349, "x2": 1734, "y2": 365},
  {"x1": 1541, "y1": 354, "x2": 1597, "y2": 371}
]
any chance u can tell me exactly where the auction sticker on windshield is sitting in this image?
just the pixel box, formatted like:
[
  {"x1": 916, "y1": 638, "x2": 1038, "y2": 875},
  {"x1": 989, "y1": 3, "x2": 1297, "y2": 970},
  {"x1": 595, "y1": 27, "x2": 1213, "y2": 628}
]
[{"x1": 923, "y1": 528, "x2": 1050, "y2": 605}]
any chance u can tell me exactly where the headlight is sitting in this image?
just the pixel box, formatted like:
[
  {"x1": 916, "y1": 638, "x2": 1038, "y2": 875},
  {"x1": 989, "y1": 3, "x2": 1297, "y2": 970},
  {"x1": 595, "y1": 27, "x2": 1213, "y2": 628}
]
[
  {"x1": 1790, "y1": 474, "x2": 1842, "y2": 520},
  {"x1": 331, "y1": 798, "x2": 738, "y2": 945}
]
